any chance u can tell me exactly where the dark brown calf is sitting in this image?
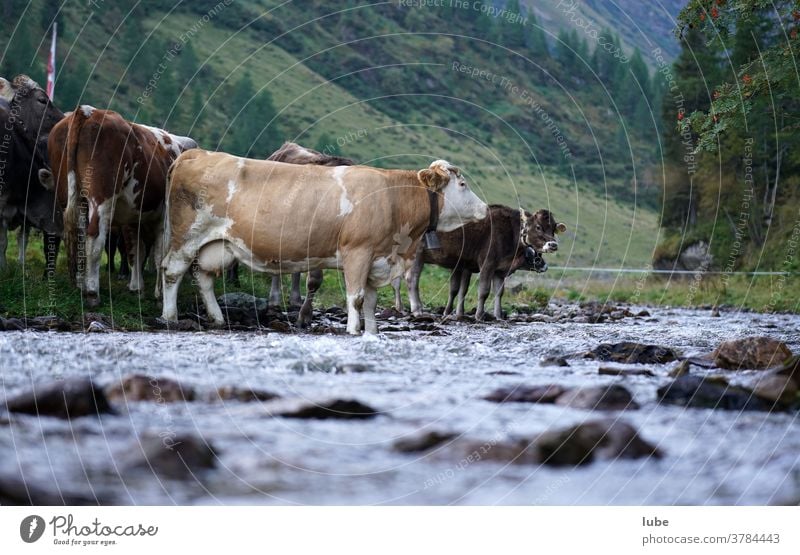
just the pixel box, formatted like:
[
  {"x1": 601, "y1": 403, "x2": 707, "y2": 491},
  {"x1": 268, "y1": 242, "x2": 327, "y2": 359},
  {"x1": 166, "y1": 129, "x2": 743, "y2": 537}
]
[{"x1": 401, "y1": 206, "x2": 566, "y2": 319}]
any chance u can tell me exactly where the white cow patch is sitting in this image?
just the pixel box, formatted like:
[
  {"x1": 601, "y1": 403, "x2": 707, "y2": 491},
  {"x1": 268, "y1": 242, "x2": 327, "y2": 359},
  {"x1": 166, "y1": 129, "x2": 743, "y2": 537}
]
[
  {"x1": 237, "y1": 157, "x2": 246, "y2": 169},
  {"x1": 226, "y1": 179, "x2": 237, "y2": 204},
  {"x1": 333, "y1": 166, "x2": 353, "y2": 217},
  {"x1": 80, "y1": 105, "x2": 95, "y2": 117}
]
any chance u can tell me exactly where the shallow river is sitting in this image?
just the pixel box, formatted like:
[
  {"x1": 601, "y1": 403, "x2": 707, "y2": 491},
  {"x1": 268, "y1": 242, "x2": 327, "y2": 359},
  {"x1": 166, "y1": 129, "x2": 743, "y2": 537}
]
[{"x1": 1, "y1": 306, "x2": 799, "y2": 505}]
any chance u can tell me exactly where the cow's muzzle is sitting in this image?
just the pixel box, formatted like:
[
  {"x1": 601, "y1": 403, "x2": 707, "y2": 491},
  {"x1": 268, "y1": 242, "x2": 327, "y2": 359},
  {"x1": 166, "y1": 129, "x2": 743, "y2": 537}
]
[
  {"x1": 524, "y1": 246, "x2": 548, "y2": 273},
  {"x1": 541, "y1": 241, "x2": 558, "y2": 253}
]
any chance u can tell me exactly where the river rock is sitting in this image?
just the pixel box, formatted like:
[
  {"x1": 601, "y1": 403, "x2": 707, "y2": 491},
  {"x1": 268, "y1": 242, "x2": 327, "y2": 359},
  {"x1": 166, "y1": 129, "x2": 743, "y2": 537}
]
[
  {"x1": 86, "y1": 320, "x2": 109, "y2": 333},
  {"x1": 126, "y1": 435, "x2": 217, "y2": 480},
  {"x1": 535, "y1": 420, "x2": 661, "y2": 466},
  {"x1": 749, "y1": 374, "x2": 798, "y2": 407},
  {"x1": 540, "y1": 356, "x2": 569, "y2": 367},
  {"x1": 668, "y1": 359, "x2": 691, "y2": 378},
  {"x1": 484, "y1": 384, "x2": 567, "y2": 404},
  {"x1": 0, "y1": 474, "x2": 99, "y2": 505},
  {"x1": 776, "y1": 355, "x2": 800, "y2": 384},
  {"x1": 586, "y1": 342, "x2": 679, "y2": 364},
  {"x1": 29, "y1": 315, "x2": 72, "y2": 331},
  {"x1": 105, "y1": 374, "x2": 195, "y2": 403},
  {"x1": 268, "y1": 398, "x2": 380, "y2": 419},
  {"x1": 3, "y1": 378, "x2": 114, "y2": 419},
  {"x1": 217, "y1": 292, "x2": 268, "y2": 313},
  {"x1": 393, "y1": 431, "x2": 456, "y2": 453},
  {"x1": 554, "y1": 384, "x2": 639, "y2": 410},
  {"x1": 212, "y1": 385, "x2": 280, "y2": 403},
  {"x1": 598, "y1": 366, "x2": 655, "y2": 377},
  {"x1": 711, "y1": 336, "x2": 792, "y2": 370},
  {"x1": 657, "y1": 375, "x2": 771, "y2": 411}
]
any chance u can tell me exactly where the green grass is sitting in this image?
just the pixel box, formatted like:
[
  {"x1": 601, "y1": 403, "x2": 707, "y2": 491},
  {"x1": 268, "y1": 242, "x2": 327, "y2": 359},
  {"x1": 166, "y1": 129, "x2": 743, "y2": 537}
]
[{"x1": 4, "y1": 233, "x2": 797, "y2": 331}]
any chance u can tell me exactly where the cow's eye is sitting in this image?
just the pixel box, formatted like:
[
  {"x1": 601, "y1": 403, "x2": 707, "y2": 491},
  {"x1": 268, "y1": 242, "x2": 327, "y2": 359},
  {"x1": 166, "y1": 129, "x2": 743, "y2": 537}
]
[
  {"x1": 37, "y1": 96, "x2": 47, "y2": 104},
  {"x1": 459, "y1": 181, "x2": 466, "y2": 188},
  {"x1": 536, "y1": 224, "x2": 542, "y2": 231}
]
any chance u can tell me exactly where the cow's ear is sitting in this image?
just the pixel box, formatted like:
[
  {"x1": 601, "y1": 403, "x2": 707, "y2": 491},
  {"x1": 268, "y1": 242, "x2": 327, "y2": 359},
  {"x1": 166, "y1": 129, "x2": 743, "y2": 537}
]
[
  {"x1": 556, "y1": 222, "x2": 567, "y2": 233},
  {"x1": 0, "y1": 78, "x2": 14, "y2": 102},
  {"x1": 38, "y1": 169, "x2": 55, "y2": 191},
  {"x1": 417, "y1": 165, "x2": 450, "y2": 191}
]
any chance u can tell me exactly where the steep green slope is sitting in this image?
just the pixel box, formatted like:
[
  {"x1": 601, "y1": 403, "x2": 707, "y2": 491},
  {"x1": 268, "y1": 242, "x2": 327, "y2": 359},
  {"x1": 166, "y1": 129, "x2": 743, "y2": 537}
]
[{"x1": 1, "y1": 0, "x2": 661, "y2": 268}]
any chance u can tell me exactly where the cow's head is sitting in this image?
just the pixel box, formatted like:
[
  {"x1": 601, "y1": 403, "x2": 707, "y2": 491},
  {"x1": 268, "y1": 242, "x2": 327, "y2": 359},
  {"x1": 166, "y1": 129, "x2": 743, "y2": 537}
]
[
  {"x1": 7, "y1": 75, "x2": 64, "y2": 137},
  {"x1": 520, "y1": 209, "x2": 566, "y2": 254},
  {"x1": 418, "y1": 160, "x2": 488, "y2": 232}
]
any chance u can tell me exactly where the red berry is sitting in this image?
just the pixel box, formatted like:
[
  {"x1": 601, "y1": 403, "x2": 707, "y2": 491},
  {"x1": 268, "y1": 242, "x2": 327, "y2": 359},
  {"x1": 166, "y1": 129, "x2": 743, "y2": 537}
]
[
  {"x1": 711, "y1": 7, "x2": 719, "y2": 18},
  {"x1": 699, "y1": 12, "x2": 706, "y2": 21},
  {"x1": 742, "y1": 74, "x2": 752, "y2": 84},
  {"x1": 677, "y1": 112, "x2": 684, "y2": 121}
]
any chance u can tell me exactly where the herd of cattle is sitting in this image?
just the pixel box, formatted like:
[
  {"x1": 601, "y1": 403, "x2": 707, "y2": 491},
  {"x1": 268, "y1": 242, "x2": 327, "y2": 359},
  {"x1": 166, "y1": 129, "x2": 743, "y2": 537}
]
[{"x1": 0, "y1": 74, "x2": 567, "y2": 334}]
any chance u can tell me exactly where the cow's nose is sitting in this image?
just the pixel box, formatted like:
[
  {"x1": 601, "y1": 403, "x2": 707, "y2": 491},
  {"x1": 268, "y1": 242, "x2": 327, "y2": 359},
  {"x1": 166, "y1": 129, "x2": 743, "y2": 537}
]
[{"x1": 542, "y1": 241, "x2": 558, "y2": 253}]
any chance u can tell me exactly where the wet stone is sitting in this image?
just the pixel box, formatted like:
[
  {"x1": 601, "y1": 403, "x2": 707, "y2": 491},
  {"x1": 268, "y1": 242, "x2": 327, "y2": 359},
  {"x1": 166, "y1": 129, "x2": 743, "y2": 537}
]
[
  {"x1": 106, "y1": 374, "x2": 195, "y2": 403},
  {"x1": 536, "y1": 420, "x2": 661, "y2": 466},
  {"x1": 657, "y1": 375, "x2": 771, "y2": 411},
  {"x1": 598, "y1": 366, "x2": 655, "y2": 377},
  {"x1": 554, "y1": 384, "x2": 639, "y2": 410},
  {"x1": 586, "y1": 342, "x2": 679, "y2": 364},
  {"x1": 484, "y1": 384, "x2": 567, "y2": 404},
  {"x1": 668, "y1": 359, "x2": 692, "y2": 378},
  {"x1": 540, "y1": 356, "x2": 569, "y2": 367},
  {"x1": 712, "y1": 336, "x2": 792, "y2": 370},
  {"x1": 268, "y1": 398, "x2": 380, "y2": 420},
  {"x1": 124, "y1": 435, "x2": 217, "y2": 480},
  {"x1": 393, "y1": 431, "x2": 456, "y2": 453},
  {"x1": 3, "y1": 378, "x2": 114, "y2": 419},
  {"x1": 212, "y1": 385, "x2": 281, "y2": 403}
]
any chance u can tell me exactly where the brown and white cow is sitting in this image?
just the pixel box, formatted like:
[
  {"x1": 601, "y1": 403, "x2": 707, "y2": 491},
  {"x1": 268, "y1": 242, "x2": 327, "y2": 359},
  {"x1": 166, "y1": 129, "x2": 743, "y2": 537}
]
[
  {"x1": 160, "y1": 151, "x2": 488, "y2": 334},
  {"x1": 401, "y1": 206, "x2": 566, "y2": 319},
  {"x1": 39, "y1": 107, "x2": 196, "y2": 305},
  {"x1": 264, "y1": 142, "x2": 356, "y2": 323}
]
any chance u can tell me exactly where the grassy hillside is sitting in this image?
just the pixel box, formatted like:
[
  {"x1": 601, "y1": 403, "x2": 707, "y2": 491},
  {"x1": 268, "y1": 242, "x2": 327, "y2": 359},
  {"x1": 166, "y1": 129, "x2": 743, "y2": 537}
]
[{"x1": 2, "y1": 0, "x2": 663, "y2": 271}]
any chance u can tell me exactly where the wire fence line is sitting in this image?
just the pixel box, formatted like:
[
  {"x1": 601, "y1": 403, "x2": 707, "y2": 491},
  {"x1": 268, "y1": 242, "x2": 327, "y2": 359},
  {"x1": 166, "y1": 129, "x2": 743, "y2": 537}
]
[{"x1": 547, "y1": 267, "x2": 794, "y2": 276}]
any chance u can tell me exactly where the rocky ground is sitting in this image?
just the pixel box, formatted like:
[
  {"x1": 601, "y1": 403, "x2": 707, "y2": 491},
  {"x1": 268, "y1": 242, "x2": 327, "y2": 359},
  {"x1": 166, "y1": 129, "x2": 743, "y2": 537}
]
[{"x1": 0, "y1": 303, "x2": 798, "y2": 505}]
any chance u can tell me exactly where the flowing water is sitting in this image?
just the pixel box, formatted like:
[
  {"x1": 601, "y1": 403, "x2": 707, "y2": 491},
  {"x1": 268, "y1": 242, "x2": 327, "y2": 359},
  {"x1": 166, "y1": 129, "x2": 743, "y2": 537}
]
[{"x1": 1, "y1": 307, "x2": 799, "y2": 505}]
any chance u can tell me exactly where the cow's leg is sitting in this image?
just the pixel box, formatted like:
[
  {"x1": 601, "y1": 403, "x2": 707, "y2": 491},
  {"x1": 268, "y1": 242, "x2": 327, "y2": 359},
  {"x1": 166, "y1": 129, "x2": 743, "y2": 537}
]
[
  {"x1": 225, "y1": 261, "x2": 239, "y2": 286},
  {"x1": 391, "y1": 276, "x2": 403, "y2": 313},
  {"x1": 268, "y1": 275, "x2": 282, "y2": 306},
  {"x1": 492, "y1": 273, "x2": 506, "y2": 319},
  {"x1": 456, "y1": 270, "x2": 472, "y2": 319},
  {"x1": 343, "y1": 251, "x2": 371, "y2": 335},
  {"x1": 83, "y1": 203, "x2": 111, "y2": 307},
  {"x1": 363, "y1": 285, "x2": 379, "y2": 334},
  {"x1": 195, "y1": 240, "x2": 235, "y2": 326},
  {"x1": 289, "y1": 272, "x2": 302, "y2": 306},
  {"x1": 43, "y1": 233, "x2": 60, "y2": 277},
  {"x1": 0, "y1": 221, "x2": 8, "y2": 270},
  {"x1": 160, "y1": 250, "x2": 192, "y2": 322},
  {"x1": 196, "y1": 270, "x2": 224, "y2": 326},
  {"x1": 105, "y1": 231, "x2": 117, "y2": 275},
  {"x1": 126, "y1": 228, "x2": 146, "y2": 293},
  {"x1": 117, "y1": 232, "x2": 130, "y2": 280},
  {"x1": 407, "y1": 247, "x2": 425, "y2": 316},
  {"x1": 16, "y1": 225, "x2": 29, "y2": 264},
  {"x1": 475, "y1": 269, "x2": 492, "y2": 321},
  {"x1": 297, "y1": 270, "x2": 323, "y2": 327},
  {"x1": 443, "y1": 269, "x2": 460, "y2": 317}
]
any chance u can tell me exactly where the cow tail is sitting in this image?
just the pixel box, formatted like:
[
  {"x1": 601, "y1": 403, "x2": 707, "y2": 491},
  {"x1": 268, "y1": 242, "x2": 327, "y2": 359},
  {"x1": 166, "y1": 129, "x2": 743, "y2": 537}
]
[{"x1": 63, "y1": 108, "x2": 89, "y2": 284}]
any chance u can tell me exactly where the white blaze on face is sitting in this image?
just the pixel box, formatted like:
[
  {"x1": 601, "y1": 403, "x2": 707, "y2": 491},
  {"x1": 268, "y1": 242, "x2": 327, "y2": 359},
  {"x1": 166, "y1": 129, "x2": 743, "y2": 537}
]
[{"x1": 433, "y1": 161, "x2": 488, "y2": 232}]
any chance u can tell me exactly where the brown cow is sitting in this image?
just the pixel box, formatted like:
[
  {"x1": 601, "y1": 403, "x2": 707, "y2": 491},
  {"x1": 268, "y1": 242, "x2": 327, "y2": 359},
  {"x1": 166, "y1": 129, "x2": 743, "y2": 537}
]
[
  {"x1": 401, "y1": 206, "x2": 566, "y2": 319},
  {"x1": 39, "y1": 107, "x2": 196, "y2": 306},
  {"x1": 160, "y1": 152, "x2": 488, "y2": 334},
  {"x1": 264, "y1": 142, "x2": 356, "y2": 325}
]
